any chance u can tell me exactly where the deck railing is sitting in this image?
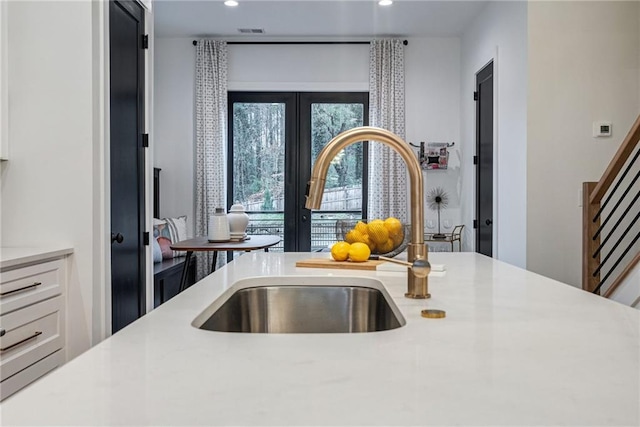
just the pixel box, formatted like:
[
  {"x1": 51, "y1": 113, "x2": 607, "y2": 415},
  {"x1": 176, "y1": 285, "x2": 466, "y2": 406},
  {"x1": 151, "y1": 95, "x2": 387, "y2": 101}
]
[
  {"x1": 246, "y1": 211, "x2": 363, "y2": 252},
  {"x1": 583, "y1": 114, "x2": 640, "y2": 296}
]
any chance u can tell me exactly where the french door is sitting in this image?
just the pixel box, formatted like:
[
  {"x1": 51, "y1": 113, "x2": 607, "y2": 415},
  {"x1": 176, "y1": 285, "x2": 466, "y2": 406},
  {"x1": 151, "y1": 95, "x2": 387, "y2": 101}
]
[{"x1": 228, "y1": 92, "x2": 369, "y2": 252}]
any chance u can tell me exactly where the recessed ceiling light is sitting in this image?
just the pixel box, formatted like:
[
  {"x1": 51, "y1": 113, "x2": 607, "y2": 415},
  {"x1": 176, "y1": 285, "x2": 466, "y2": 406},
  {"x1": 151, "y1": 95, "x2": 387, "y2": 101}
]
[
  {"x1": 378, "y1": 0, "x2": 393, "y2": 6},
  {"x1": 224, "y1": 0, "x2": 239, "y2": 6}
]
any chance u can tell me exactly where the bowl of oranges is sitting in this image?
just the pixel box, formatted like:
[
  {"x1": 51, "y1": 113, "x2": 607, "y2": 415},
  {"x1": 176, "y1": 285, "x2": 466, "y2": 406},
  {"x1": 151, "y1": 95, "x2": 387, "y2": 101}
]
[{"x1": 335, "y1": 217, "x2": 409, "y2": 259}]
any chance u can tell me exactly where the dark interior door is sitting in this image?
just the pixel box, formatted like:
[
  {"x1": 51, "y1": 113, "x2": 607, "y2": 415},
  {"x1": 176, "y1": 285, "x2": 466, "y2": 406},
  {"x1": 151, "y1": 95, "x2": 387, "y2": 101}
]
[
  {"x1": 475, "y1": 61, "x2": 493, "y2": 257},
  {"x1": 109, "y1": 0, "x2": 145, "y2": 333}
]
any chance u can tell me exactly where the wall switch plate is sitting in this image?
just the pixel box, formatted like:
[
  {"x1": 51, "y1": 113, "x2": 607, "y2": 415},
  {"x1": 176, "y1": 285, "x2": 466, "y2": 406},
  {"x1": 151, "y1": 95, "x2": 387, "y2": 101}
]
[
  {"x1": 578, "y1": 187, "x2": 582, "y2": 207},
  {"x1": 593, "y1": 121, "x2": 612, "y2": 137}
]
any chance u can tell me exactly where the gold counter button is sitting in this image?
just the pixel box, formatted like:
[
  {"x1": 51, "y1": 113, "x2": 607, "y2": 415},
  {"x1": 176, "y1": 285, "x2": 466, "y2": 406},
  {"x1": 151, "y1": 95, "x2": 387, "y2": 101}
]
[{"x1": 421, "y1": 309, "x2": 446, "y2": 319}]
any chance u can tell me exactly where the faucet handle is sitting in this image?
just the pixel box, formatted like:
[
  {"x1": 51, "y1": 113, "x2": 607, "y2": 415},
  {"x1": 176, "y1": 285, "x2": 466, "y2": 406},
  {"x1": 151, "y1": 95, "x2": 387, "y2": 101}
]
[
  {"x1": 378, "y1": 255, "x2": 431, "y2": 278},
  {"x1": 411, "y1": 256, "x2": 431, "y2": 278}
]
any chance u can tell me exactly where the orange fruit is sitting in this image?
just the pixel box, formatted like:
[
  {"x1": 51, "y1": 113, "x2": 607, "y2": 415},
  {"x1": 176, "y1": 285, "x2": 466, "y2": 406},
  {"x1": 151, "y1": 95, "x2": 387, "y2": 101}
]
[
  {"x1": 367, "y1": 220, "x2": 389, "y2": 245},
  {"x1": 331, "y1": 241, "x2": 351, "y2": 261},
  {"x1": 377, "y1": 238, "x2": 395, "y2": 254},
  {"x1": 391, "y1": 232, "x2": 404, "y2": 247},
  {"x1": 366, "y1": 240, "x2": 377, "y2": 253},
  {"x1": 348, "y1": 242, "x2": 371, "y2": 262},
  {"x1": 345, "y1": 229, "x2": 366, "y2": 244},
  {"x1": 345, "y1": 229, "x2": 359, "y2": 244},
  {"x1": 384, "y1": 217, "x2": 403, "y2": 237},
  {"x1": 368, "y1": 218, "x2": 385, "y2": 227},
  {"x1": 355, "y1": 221, "x2": 369, "y2": 235},
  {"x1": 359, "y1": 234, "x2": 376, "y2": 252}
]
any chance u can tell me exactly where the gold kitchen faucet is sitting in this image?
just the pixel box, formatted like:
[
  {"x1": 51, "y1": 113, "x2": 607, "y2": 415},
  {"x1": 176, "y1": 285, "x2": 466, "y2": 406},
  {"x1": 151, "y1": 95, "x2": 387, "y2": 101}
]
[{"x1": 306, "y1": 126, "x2": 431, "y2": 299}]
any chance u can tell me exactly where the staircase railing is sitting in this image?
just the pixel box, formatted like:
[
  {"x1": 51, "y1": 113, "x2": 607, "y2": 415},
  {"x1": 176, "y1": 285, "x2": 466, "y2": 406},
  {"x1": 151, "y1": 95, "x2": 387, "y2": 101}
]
[{"x1": 583, "y1": 114, "x2": 640, "y2": 296}]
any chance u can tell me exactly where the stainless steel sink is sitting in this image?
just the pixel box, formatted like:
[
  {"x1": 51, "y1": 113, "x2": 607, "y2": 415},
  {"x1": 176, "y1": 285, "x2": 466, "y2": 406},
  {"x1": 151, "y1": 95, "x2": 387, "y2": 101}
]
[{"x1": 192, "y1": 276, "x2": 405, "y2": 333}]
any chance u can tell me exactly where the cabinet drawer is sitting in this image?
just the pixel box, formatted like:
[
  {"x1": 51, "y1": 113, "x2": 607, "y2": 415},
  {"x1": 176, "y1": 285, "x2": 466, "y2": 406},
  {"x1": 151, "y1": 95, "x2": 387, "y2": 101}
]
[
  {"x1": 0, "y1": 259, "x2": 63, "y2": 314},
  {"x1": 1, "y1": 349, "x2": 62, "y2": 401},
  {"x1": 0, "y1": 297, "x2": 62, "y2": 382}
]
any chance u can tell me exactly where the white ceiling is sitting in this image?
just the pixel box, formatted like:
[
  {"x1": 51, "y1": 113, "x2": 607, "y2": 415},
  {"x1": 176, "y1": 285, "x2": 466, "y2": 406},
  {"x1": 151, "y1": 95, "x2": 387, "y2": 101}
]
[{"x1": 153, "y1": 0, "x2": 489, "y2": 39}]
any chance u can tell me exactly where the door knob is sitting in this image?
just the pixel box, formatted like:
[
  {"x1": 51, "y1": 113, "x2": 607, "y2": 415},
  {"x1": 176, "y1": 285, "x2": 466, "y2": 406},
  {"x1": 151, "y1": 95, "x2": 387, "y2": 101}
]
[
  {"x1": 485, "y1": 219, "x2": 492, "y2": 226},
  {"x1": 111, "y1": 233, "x2": 124, "y2": 244}
]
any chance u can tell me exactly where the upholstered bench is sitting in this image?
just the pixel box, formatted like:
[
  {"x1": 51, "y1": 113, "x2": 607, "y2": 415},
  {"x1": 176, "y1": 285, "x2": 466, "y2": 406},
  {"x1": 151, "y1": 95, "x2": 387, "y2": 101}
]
[
  {"x1": 152, "y1": 168, "x2": 196, "y2": 307},
  {"x1": 153, "y1": 256, "x2": 196, "y2": 307}
]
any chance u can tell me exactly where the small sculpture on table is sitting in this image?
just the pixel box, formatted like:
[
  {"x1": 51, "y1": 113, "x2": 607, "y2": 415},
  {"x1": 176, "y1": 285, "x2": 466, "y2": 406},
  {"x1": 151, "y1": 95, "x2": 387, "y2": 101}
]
[{"x1": 426, "y1": 187, "x2": 449, "y2": 239}]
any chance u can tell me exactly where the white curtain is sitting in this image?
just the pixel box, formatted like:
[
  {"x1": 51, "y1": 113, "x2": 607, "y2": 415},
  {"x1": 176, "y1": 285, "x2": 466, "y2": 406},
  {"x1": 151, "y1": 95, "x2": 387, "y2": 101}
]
[
  {"x1": 368, "y1": 39, "x2": 408, "y2": 223},
  {"x1": 195, "y1": 40, "x2": 228, "y2": 279}
]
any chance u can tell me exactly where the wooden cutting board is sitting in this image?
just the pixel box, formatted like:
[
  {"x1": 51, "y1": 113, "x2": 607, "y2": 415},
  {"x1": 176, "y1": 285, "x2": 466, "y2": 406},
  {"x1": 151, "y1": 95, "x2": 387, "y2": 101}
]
[{"x1": 295, "y1": 258, "x2": 386, "y2": 271}]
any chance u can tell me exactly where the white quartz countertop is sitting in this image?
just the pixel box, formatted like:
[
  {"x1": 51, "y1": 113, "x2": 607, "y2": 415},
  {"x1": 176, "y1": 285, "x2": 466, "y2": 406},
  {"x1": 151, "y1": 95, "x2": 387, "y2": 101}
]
[
  {"x1": 2, "y1": 252, "x2": 639, "y2": 426},
  {"x1": 0, "y1": 246, "x2": 73, "y2": 269}
]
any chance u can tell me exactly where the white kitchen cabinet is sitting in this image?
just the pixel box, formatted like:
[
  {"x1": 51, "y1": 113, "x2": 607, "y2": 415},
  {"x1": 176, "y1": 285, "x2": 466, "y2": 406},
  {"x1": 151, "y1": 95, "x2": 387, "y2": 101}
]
[{"x1": 0, "y1": 248, "x2": 71, "y2": 400}]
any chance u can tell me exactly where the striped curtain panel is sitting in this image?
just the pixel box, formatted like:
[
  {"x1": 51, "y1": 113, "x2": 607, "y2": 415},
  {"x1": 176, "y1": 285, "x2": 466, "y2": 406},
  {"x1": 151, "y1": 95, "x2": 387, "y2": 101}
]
[
  {"x1": 195, "y1": 40, "x2": 228, "y2": 280},
  {"x1": 368, "y1": 39, "x2": 408, "y2": 223}
]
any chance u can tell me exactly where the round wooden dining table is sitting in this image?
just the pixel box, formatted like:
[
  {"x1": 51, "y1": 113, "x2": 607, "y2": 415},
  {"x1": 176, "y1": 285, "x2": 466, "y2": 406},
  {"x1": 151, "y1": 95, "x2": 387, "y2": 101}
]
[{"x1": 170, "y1": 235, "x2": 281, "y2": 292}]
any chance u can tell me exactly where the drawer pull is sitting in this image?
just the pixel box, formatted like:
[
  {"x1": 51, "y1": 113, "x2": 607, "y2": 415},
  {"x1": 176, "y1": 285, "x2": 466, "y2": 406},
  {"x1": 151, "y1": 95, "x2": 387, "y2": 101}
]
[
  {"x1": 0, "y1": 331, "x2": 43, "y2": 352},
  {"x1": 0, "y1": 282, "x2": 42, "y2": 296},
  {"x1": 0, "y1": 328, "x2": 5, "y2": 337}
]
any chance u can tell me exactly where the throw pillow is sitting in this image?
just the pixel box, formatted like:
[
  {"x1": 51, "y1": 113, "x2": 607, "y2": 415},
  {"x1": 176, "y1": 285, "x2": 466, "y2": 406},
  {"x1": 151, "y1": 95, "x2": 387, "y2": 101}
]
[
  {"x1": 153, "y1": 219, "x2": 170, "y2": 260},
  {"x1": 153, "y1": 216, "x2": 188, "y2": 259},
  {"x1": 162, "y1": 215, "x2": 187, "y2": 244},
  {"x1": 152, "y1": 237, "x2": 162, "y2": 263},
  {"x1": 157, "y1": 236, "x2": 173, "y2": 260}
]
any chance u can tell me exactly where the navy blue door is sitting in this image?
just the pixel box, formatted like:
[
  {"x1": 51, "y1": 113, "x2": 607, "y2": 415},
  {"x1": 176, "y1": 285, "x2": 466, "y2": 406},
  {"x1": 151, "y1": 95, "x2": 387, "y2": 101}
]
[{"x1": 110, "y1": 0, "x2": 146, "y2": 332}]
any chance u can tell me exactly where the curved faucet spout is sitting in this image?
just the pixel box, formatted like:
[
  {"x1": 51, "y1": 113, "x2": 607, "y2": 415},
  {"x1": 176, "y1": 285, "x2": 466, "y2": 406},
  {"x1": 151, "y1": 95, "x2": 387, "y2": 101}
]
[{"x1": 305, "y1": 126, "x2": 430, "y2": 299}]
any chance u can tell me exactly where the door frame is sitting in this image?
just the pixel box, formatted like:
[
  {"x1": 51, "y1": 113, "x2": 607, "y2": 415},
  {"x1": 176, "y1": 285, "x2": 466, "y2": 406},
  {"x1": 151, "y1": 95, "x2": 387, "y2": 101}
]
[
  {"x1": 96, "y1": 0, "x2": 153, "y2": 340},
  {"x1": 226, "y1": 91, "x2": 298, "y2": 250},
  {"x1": 475, "y1": 60, "x2": 494, "y2": 257},
  {"x1": 472, "y1": 53, "x2": 499, "y2": 259},
  {"x1": 227, "y1": 91, "x2": 369, "y2": 252},
  {"x1": 109, "y1": 0, "x2": 147, "y2": 333}
]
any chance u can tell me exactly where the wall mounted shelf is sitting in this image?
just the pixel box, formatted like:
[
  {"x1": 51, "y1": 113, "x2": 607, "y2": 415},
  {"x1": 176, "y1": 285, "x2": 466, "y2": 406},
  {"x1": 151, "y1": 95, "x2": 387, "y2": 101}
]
[{"x1": 410, "y1": 141, "x2": 455, "y2": 170}]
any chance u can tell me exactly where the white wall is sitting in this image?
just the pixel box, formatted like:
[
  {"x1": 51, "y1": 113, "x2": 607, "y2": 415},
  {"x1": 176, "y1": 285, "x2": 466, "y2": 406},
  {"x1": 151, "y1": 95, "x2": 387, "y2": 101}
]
[
  {"x1": 460, "y1": 1, "x2": 528, "y2": 264},
  {"x1": 1, "y1": 0, "x2": 97, "y2": 359},
  {"x1": 405, "y1": 37, "x2": 462, "y2": 242},
  {"x1": 153, "y1": 38, "x2": 196, "y2": 232},
  {"x1": 527, "y1": 1, "x2": 640, "y2": 287},
  {"x1": 153, "y1": 38, "x2": 461, "y2": 238},
  {"x1": 227, "y1": 43, "x2": 369, "y2": 92}
]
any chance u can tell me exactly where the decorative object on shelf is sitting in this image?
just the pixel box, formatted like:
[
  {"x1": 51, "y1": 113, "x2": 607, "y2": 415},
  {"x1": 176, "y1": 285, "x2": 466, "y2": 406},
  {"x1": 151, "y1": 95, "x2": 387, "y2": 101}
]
[
  {"x1": 410, "y1": 141, "x2": 455, "y2": 170},
  {"x1": 426, "y1": 187, "x2": 449, "y2": 239}
]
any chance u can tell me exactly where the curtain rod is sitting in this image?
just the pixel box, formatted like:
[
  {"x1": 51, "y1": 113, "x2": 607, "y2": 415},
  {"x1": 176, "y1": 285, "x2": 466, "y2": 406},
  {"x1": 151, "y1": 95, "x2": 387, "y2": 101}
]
[{"x1": 192, "y1": 40, "x2": 408, "y2": 46}]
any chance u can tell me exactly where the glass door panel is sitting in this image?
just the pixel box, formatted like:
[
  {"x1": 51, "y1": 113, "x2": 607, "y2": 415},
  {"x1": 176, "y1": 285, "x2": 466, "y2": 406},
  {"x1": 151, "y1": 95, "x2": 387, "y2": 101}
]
[
  {"x1": 229, "y1": 95, "x2": 292, "y2": 252},
  {"x1": 300, "y1": 94, "x2": 368, "y2": 252}
]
